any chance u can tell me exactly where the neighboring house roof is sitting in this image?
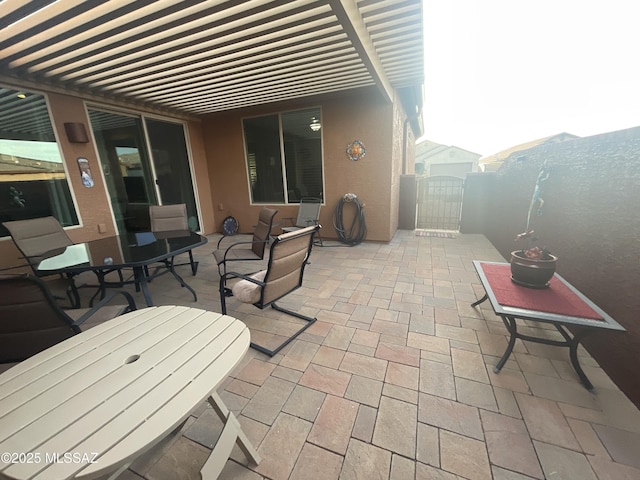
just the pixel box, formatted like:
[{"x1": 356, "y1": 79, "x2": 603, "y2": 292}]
[
  {"x1": 480, "y1": 132, "x2": 579, "y2": 171},
  {"x1": 415, "y1": 139, "x2": 481, "y2": 164},
  {"x1": 0, "y1": 1, "x2": 424, "y2": 128}
]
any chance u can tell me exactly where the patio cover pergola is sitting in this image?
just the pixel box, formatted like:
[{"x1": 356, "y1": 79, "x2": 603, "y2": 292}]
[{"x1": 0, "y1": 0, "x2": 424, "y2": 130}]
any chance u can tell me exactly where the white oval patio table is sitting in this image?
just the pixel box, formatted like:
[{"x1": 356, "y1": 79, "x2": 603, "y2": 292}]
[{"x1": 0, "y1": 306, "x2": 261, "y2": 480}]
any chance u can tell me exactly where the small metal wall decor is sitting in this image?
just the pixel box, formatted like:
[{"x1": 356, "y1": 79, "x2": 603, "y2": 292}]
[
  {"x1": 77, "y1": 157, "x2": 94, "y2": 188},
  {"x1": 346, "y1": 140, "x2": 366, "y2": 161}
]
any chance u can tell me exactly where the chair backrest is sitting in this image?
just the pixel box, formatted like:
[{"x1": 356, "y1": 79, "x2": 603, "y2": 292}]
[
  {"x1": 2, "y1": 217, "x2": 73, "y2": 265},
  {"x1": 295, "y1": 197, "x2": 322, "y2": 228},
  {"x1": 149, "y1": 204, "x2": 189, "y2": 232},
  {"x1": 0, "y1": 274, "x2": 79, "y2": 362},
  {"x1": 251, "y1": 207, "x2": 278, "y2": 258},
  {"x1": 260, "y1": 225, "x2": 318, "y2": 305}
]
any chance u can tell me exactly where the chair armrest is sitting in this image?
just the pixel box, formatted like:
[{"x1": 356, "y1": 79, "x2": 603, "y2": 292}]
[
  {"x1": 216, "y1": 239, "x2": 269, "y2": 261},
  {"x1": 216, "y1": 233, "x2": 253, "y2": 249},
  {"x1": 72, "y1": 290, "x2": 137, "y2": 327}
]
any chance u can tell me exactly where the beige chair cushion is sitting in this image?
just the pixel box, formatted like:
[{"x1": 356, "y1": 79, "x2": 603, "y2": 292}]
[{"x1": 231, "y1": 270, "x2": 266, "y2": 304}]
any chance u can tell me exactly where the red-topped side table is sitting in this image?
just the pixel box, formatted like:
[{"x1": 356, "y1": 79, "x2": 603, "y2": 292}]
[{"x1": 472, "y1": 261, "x2": 625, "y2": 390}]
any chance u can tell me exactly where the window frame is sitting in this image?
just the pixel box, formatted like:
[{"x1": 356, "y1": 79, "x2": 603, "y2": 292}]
[
  {"x1": 242, "y1": 107, "x2": 325, "y2": 206},
  {"x1": 0, "y1": 85, "x2": 82, "y2": 238}
]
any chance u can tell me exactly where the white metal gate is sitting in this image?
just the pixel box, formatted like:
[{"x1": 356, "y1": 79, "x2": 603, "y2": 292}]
[{"x1": 416, "y1": 176, "x2": 464, "y2": 230}]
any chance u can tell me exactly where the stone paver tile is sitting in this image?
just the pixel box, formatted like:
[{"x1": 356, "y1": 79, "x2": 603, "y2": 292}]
[
  {"x1": 533, "y1": 440, "x2": 598, "y2": 480},
  {"x1": 455, "y1": 377, "x2": 498, "y2": 411},
  {"x1": 476, "y1": 330, "x2": 509, "y2": 357},
  {"x1": 348, "y1": 343, "x2": 376, "y2": 357},
  {"x1": 588, "y1": 455, "x2": 640, "y2": 480},
  {"x1": 255, "y1": 413, "x2": 312, "y2": 480},
  {"x1": 229, "y1": 415, "x2": 270, "y2": 465},
  {"x1": 390, "y1": 454, "x2": 415, "y2": 480},
  {"x1": 351, "y1": 304, "x2": 378, "y2": 323},
  {"x1": 282, "y1": 385, "x2": 326, "y2": 422},
  {"x1": 183, "y1": 408, "x2": 222, "y2": 449},
  {"x1": 351, "y1": 329, "x2": 380, "y2": 348},
  {"x1": 312, "y1": 345, "x2": 345, "y2": 369},
  {"x1": 435, "y1": 324, "x2": 478, "y2": 345},
  {"x1": 382, "y1": 383, "x2": 419, "y2": 404},
  {"x1": 487, "y1": 368, "x2": 530, "y2": 393},
  {"x1": 370, "y1": 319, "x2": 409, "y2": 338},
  {"x1": 271, "y1": 364, "x2": 303, "y2": 383},
  {"x1": 242, "y1": 376, "x2": 295, "y2": 425},
  {"x1": 217, "y1": 390, "x2": 248, "y2": 417},
  {"x1": 348, "y1": 290, "x2": 372, "y2": 305},
  {"x1": 557, "y1": 402, "x2": 609, "y2": 425},
  {"x1": 515, "y1": 393, "x2": 580, "y2": 450},
  {"x1": 339, "y1": 351, "x2": 388, "y2": 381},
  {"x1": 523, "y1": 371, "x2": 600, "y2": 409},
  {"x1": 218, "y1": 460, "x2": 263, "y2": 480},
  {"x1": 290, "y1": 442, "x2": 343, "y2": 480},
  {"x1": 419, "y1": 358, "x2": 456, "y2": 400},
  {"x1": 592, "y1": 423, "x2": 640, "y2": 468},
  {"x1": 299, "y1": 363, "x2": 352, "y2": 397},
  {"x1": 440, "y1": 430, "x2": 491, "y2": 480},
  {"x1": 375, "y1": 342, "x2": 420, "y2": 366},
  {"x1": 308, "y1": 395, "x2": 358, "y2": 455},
  {"x1": 345, "y1": 374, "x2": 383, "y2": 407},
  {"x1": 451, "y1": 347, "x2": 489, "y2": 383},
  {"x1": 418, "y1": 392, "x2": 484, "y2": 440},
  {"x1": 450, "y1": 339, "x2": 482, "y2": 353},
  {"x1": 592, "y1": 388, "x2": 640, "y2": 433},
  {"x1": 491, "y1": 466, "x2": 540, "y2": 480},
  {"x1": 513, "y1": 352, "x2": 559, "y2": 377},
  {"x1": 415, "y1": 463, "x2": 465, "y2": 480},
  {"x1": 407, "y1": 331, "x2": 450, "y2": 354},
  {"x1": 416, "y1": 422, "x2": 439, "y2": 467},
  {"x1": 280, "y1": 340, "x2": 320, "y2": 372},
  {"x1": 480, "y1": 410, "x2": 543, "y2": 479},
  {"x1": 352, "y1": 404, "x2": 377, "y2": 443},
  {"x1": 566, "y1": 418, "x2": 610, "y2": 458},
  {"x1": 317, "y1": 310, "x2": 351, "y2": 326},
  {"x1": 385, "y1": 361, "x2": 419, "y2": 390},
  {"x1": 225, "y1": 379, "x2": 260, "y2": 399},
  {"x1": 493, "y1": 386, "x2": 522, "y2": 418},
  {"x1": 340, "y1": 439, "x2": 392, "y2": 480},
  {"x1": 421, "y1": 349, "x2": 453, "y2": 365},
  {"x1": 306, "y1": 319, "x2": 334, "y2": 337},
  {"x1": 235, "y1": 358, "x2": 277, "y2": 386},
  {"x1": 434, "y1": 306, "x2": 461, "y2": 326},
  {"x1": 324, "y1": 325, "x2": 356, "y2": 350},
  {"x1": 409, "y1": 312, "x2": 435, "y2": 335},
  {"x1": 145, "y1": 437, "x2": 209, "y2": 480},
  {"x1": 372, "y1": 396, "x2": 417, "y2": 458}
]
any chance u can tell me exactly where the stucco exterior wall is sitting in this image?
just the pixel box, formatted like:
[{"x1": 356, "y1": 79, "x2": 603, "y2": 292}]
[
  {"x1": 467, "y1": 127, "x2": 640, "y2": 407},
  {"x1": 202, "y1": 87, "x2": 397, "y2": 242}
]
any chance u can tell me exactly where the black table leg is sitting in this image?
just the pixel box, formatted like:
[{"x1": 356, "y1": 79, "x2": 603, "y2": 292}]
[
  {"x1": 471, "y1": 293, "x2": 488, "y2": 308},
  {"x1": 494, "y1": 315, "x2": 595, "y2": 390},
  {"x1": 133, "y1": 266, "x2": 154, "y2": 307},
  {"x1": 494, "y1": 316, "x2": 518, "y2": 372},
  {"x1": 555, "y1": 325, "x2": 594, "y2": 390}
]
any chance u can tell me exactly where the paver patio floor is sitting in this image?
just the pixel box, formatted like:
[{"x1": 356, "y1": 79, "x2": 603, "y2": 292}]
[{"x1": 54, "y1": 231, "x2": 640, "y2": 479}]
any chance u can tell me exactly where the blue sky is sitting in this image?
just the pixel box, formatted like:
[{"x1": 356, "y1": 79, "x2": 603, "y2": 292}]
[{"x1": 420, "y1": 0, "x2": 640, "y2": 157}]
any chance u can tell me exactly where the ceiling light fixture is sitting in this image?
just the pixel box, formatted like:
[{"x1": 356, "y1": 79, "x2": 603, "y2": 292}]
[{"x1": 309, "y1": 117, "x2": 321, "y2": 132}]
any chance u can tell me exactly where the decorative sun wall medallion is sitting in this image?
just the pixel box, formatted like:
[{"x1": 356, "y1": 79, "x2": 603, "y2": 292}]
[{"x1": 346, "y1": 140, "x2": 366, "y2": 161}]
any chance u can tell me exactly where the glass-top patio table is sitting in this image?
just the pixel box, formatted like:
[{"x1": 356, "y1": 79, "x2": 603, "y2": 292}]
[
  {"x1": 36, "y1": 231, "x2": 207, "y2": 307},
  {"x1": 472, "y1": 261, "x2": 625, "y2": 390}
]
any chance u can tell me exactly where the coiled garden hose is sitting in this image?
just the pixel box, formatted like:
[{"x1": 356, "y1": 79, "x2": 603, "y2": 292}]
[{"x1": 333, "y1": 193, "x2": 367, "y2": 245}]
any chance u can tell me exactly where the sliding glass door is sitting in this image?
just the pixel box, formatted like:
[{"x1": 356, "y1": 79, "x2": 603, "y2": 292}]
[{"x1": 89, "y1": 109, "x2": 199, "y2": 233}]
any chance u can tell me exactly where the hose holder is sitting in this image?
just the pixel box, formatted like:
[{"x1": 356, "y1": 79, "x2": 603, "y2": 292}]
[{"x1": 343, "y1": 193, "x2": 358, "y2": 202}]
